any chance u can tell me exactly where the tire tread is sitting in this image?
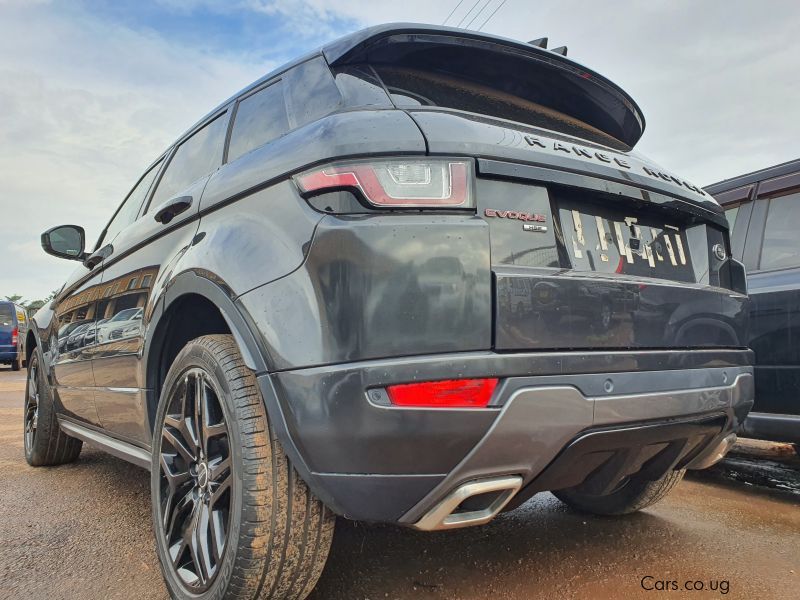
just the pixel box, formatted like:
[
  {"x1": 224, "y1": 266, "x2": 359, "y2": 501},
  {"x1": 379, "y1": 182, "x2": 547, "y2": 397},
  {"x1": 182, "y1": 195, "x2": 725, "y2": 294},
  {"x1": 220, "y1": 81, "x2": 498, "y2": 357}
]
[
  {"x1": 25, "y1": 349, "x2": 82, "y2": 467},
  {"x1": 155, "y1": 334, "x2": 333, "y2": 600},
  {"x1": 554, "y1": 469, "x2": 685, "y2": 516}
]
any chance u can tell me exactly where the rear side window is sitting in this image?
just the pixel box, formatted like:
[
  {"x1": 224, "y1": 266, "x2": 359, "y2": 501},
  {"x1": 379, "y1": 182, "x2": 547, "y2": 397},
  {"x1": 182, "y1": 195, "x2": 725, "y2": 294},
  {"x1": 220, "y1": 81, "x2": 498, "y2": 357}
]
[
  {"x1": 149, "y1": 113, "x2": 228, "y2": 208},
  {"x1": 760, "y1": 192, "x2": 800, "y2": 270},
  {"x1": 284, "y1": 56, "x2": 341, "y2": 129},
  {"x1": 228, "y1": 82, "x2": 289, "y2": 163},
  {"x1": 227, "y1": 57, "x2": 341, "y2": 163}
]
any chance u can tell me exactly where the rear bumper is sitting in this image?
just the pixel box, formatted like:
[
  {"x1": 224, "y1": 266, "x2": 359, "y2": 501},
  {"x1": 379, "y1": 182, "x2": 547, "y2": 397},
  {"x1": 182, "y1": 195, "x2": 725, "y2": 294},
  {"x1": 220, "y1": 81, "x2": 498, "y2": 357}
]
[
  {"x1": 0, "y1": 348, "x2": 18, "y2": 361},
  {"x1": 262, "y1": 349, "x2": 753, "y2": 524},
  {"x1": 739, "y1": 412, "x2": 800, "y2": 444}
]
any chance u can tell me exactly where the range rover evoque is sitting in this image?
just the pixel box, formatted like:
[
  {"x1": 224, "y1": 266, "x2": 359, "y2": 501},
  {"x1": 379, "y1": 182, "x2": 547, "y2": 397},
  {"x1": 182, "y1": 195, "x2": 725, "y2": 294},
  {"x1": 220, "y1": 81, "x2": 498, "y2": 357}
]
[{"x1": 26, "y1": 24, "x2": 753, "y2": 600}]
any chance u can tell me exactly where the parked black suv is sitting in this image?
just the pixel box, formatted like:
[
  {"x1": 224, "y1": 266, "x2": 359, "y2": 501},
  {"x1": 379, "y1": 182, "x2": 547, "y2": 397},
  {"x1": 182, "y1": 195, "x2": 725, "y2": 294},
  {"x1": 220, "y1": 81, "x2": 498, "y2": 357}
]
[
  {"x1": 707, "y1": 158, "x2": 800, "y2": 452},
  {"x1": 26, "y1": 24, "x2": 753, "y2": 600}
]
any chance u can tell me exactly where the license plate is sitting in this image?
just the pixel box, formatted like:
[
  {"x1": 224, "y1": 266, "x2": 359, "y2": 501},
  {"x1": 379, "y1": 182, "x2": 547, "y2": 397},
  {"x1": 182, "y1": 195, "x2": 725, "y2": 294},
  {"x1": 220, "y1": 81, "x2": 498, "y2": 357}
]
[{"x1": 559, "y1": 203, "x2": 696, "y2": 283}]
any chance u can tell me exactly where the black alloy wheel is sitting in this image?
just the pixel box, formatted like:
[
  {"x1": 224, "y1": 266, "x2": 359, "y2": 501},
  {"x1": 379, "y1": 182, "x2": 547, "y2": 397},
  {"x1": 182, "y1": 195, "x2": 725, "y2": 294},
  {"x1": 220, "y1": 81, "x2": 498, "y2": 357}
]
[
  {"x1": 152, "y1": 335, "x2": 334, "y2": 600},
  {"x1": 157, "y1": 367, "x2": 232, "y2": 592},
  {"x1": 24, "y1": 358, "x2": 39, "y2": 453},
  {"x1": 23, "y1": 349, "x2": 82, "y2": 466}
]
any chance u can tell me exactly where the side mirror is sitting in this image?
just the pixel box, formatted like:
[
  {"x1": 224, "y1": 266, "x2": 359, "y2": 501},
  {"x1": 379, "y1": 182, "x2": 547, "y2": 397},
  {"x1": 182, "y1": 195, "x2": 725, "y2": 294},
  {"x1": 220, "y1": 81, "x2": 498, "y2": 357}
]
[{"x1": 41, "y1": 225, "x2": 87, "y2": 261}]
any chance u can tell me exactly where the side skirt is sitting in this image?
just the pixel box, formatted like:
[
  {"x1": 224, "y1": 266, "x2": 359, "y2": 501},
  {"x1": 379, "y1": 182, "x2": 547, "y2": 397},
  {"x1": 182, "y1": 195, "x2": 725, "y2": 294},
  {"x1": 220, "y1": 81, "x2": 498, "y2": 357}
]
[{"x1": 57, "y1": 417, "x2": 152, "y2": 470}]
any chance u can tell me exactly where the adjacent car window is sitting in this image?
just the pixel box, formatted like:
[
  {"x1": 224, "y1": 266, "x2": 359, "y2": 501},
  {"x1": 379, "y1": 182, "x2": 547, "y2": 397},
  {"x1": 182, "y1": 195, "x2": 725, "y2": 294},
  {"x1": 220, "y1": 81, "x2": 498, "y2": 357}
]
[
  {"x1": 149, "y1": 113, "x2": 228, "y2": 209},
  {"x1": 724, "y1": 206, "x2": 739, "y2": 231},
  {"x1": 227, "y1": 81, "x2": 289, "y2": 163},
  {"x1": 0, "y1": 304, "x2": 13, "y2": 326},
  {"x1": 102, "y1": 159, "x2": 163, "y2": 245},
  {"x1": 760, "y1": 192, "x2": 800, "y2": 270}
]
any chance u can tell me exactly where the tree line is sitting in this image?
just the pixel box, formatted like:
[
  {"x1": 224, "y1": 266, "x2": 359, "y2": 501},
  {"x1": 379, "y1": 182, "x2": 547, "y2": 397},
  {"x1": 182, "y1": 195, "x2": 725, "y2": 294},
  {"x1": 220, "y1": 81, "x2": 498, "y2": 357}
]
[{"x1": 4, "y1": 292, "x2": 59, "y2": 314}]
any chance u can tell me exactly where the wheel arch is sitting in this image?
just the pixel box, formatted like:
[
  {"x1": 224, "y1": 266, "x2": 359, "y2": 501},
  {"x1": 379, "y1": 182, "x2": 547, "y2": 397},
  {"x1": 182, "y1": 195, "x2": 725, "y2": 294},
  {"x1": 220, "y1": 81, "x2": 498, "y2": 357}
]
[
  {"x1": 144, "y1": 271, "x2": 332, "y2": 514},
  {"x1": 25, "y1": 329, "x2": 37, "y2": 361},
  {"x1": 143, "y1": 271, "x2": 271, "y2": 434}
]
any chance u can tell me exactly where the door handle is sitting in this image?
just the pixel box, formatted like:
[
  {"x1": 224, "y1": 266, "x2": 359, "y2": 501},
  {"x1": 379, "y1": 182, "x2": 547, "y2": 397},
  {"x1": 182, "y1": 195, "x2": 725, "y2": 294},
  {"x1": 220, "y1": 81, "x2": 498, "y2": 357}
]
[
  {"x1": 84, "y1": 244, "x2": 113, "y2": 269},
  {"x1": 154, "y1": 195, "x2": 193, "y2": 224}
]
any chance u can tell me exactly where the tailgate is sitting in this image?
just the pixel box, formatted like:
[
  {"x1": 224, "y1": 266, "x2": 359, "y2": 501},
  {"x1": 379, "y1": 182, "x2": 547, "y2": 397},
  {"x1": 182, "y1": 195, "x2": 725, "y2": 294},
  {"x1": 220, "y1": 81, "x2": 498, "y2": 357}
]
[{"x1": 474, "y1": 173, "x2": 749, "y2": 351}]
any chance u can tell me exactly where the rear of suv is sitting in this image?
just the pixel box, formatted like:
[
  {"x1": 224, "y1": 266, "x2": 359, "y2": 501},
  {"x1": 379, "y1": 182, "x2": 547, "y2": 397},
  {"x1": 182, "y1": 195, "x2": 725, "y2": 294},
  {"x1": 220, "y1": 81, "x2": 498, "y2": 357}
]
[
  {"x1": 0, "y1": 300, "x2": 27, "y2": 371},
  {"x1": 27, "y1": 24, "x2": 753, "y2": 600}
]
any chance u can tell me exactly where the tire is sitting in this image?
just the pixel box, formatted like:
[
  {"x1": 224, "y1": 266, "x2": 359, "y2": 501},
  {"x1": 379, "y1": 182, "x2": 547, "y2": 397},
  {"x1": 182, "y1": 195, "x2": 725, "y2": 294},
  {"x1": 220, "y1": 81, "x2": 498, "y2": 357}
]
[
  {"x1": 151, "y1": 334, "x2": 334, "y2": 600},
  {"x1": 553, "y1": 469, "x2": 685, "y2": 516},
  {"x1": 11, "y1": 353, "x2": 21, "y2": 371},
  {"x1": 24, "y1": 348, "x2": 83, "y2": 466}
]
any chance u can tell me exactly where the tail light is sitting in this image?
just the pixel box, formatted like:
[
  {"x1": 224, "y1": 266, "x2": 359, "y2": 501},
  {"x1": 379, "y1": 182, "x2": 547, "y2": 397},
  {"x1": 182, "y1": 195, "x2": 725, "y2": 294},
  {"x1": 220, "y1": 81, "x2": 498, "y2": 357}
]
[
  {"x1": 294, "y1": 158, "x2": 473, "y2": 208},
  {"x1": 386, "y1": 378, "x2": 499, "y2": 408},
  {"x1": 11, "y1": 327, "x2": 18, "y2": 347}
]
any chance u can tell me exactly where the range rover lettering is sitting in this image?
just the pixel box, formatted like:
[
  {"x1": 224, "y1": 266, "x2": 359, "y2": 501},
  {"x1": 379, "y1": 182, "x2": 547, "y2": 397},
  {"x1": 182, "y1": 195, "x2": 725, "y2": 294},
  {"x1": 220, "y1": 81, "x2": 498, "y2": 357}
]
[{"x1": 25, "y1": 24, "x2": 753, "y2": 600}]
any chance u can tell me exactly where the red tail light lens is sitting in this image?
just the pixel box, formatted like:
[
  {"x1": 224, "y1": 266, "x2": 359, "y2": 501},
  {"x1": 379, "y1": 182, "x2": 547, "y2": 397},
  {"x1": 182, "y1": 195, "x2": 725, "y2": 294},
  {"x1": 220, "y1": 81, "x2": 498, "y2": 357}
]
[
  {"x1": 294, "y1": 158, "x2": 473, "y2": 208},
  {"x1": 386, "y1": 378, "x2": 499, "y2": 408},
  {"x1": 11, "y1": 327, "x2": 18, "y2": 346}
]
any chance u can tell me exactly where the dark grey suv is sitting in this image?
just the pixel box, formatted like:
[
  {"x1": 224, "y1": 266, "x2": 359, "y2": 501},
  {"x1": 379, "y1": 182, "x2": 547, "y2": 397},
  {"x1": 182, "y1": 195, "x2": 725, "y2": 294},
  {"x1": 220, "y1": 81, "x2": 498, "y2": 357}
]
[{"x1": 26, "y1": 24, "x2": 753, "y2": 600}]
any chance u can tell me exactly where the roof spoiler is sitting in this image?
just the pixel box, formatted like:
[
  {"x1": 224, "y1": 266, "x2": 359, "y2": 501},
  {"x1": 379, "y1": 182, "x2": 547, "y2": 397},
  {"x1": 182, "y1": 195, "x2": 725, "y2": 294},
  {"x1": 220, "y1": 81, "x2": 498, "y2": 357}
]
[{"x1": 323, "y1": 23, "x2": 645, "y2": 148}]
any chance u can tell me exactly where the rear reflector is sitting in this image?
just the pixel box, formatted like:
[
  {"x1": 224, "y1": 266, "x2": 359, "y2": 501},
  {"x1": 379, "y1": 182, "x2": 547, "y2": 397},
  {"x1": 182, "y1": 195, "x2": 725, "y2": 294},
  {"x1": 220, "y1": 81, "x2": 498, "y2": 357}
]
[
  {"x1": 294, "y1": 158, "x2": 472, "y2": 207},
  {"x1": 386, "y1": 378, "x2": 498, "y2": 408}
]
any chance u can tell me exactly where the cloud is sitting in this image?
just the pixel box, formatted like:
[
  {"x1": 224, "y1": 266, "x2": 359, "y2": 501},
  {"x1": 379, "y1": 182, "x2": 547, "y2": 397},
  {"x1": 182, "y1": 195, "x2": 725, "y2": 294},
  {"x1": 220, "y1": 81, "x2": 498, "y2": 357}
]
[
  {"x1": 2, "y1": 0, "x2": 799, "y2": 300},
  {"x1": 0, "y1": 2, "x2": 272, "y2": 300},
  {"x1": 250, "y1": 0, "x2": 800, "y2": 185}
]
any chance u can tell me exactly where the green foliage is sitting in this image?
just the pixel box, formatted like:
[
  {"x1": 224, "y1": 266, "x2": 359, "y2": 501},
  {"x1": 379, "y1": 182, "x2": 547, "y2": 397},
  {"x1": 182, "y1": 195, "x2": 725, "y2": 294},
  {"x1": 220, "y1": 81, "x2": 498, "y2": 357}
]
[{"x1": 4, "y1": 292, "x2": 57, "y2": 314}]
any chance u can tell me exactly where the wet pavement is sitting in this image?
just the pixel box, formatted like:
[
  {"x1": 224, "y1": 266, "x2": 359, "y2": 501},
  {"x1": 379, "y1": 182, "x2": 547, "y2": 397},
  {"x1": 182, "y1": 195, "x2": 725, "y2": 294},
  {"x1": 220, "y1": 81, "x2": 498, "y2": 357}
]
[{"x1": 0, "y1": 366, "x2": 797, "y2": 599}]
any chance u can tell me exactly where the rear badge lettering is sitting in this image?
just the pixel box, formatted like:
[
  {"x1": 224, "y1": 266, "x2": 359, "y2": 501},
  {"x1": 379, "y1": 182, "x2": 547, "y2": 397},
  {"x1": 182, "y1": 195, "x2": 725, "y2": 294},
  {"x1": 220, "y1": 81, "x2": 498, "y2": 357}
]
[
  {"x1": 484, "y1": 208, "x2": 546, "y2": 222},
  {"x1": 523, "y1": 134, "x2": 706, "y2": 196},
  {"x1": 522, "y1": 224, "x2": 548, "y2": 233}
]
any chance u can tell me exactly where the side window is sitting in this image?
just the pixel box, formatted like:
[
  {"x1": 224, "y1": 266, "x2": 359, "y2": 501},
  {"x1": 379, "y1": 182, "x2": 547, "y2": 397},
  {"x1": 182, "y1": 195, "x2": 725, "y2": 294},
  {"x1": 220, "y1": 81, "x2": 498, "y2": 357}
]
[
  {"x1": 227, "y1": 81, "x2": 289, "y2": 163},
  {"x1": 101, "y1": 159, "x2": 163, "y2": 246},
  {"x1": 149, "y1": 113, "x2": 228, "y2": 209},
  {"x1": 284, "y1": 56, "x2": 341, "y2": 129},
  {"x1": 759, "y1": 191, "x2": 800, "y2": 270}
]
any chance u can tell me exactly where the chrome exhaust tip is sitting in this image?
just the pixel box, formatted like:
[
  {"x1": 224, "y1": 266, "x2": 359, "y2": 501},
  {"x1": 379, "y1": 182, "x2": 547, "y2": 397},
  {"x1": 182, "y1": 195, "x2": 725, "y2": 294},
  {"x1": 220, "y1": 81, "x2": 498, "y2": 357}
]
[
  {"x1": 412, "y1": 475, "x2": 523, "y2": 531},
  {"x1": 691, "y1": 433, "x2": 737, "y2": 470}
]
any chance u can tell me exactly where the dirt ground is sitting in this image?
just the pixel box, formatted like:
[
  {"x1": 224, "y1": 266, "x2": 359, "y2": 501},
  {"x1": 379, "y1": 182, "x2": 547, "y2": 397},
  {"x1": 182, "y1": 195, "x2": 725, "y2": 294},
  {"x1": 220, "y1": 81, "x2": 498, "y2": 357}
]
[{"x1": 1, "y1": 366, "x2": 797, "y2": 599}]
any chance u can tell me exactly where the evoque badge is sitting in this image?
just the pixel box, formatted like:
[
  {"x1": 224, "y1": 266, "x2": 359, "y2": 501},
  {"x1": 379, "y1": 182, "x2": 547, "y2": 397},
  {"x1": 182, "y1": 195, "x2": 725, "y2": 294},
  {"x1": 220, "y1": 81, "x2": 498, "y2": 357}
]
[{"x1": 484, "y1": 208, "x2": 546, "y2": 222}]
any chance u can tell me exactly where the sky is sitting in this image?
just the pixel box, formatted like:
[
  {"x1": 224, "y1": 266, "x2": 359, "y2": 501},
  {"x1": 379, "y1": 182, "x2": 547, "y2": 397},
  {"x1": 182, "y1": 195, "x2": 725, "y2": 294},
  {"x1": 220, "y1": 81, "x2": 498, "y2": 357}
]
[{"x1": 1, "y1": 0, "x2": 799, "y2": 301}]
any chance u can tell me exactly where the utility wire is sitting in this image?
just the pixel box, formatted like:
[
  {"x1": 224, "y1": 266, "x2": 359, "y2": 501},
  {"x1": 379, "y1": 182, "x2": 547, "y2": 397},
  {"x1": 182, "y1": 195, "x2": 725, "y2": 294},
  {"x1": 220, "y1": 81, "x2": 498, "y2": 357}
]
[
  {"x1": 456, "y1": 0, "x2": 482, "y2": 28},
  {"x1": 465, "y1": 0, "x2": 493, "y2": 29},
  {"x1": 442, "y1": 0, "x2": 466, "y2": 25},
  {"x1": 477, "y1": 0, "x2": 508, "y2": 31}
]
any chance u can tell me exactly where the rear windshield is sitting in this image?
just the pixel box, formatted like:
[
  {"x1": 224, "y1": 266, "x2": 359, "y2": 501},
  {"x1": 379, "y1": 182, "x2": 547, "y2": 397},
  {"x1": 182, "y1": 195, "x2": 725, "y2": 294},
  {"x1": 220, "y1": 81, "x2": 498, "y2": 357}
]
[
  {"x1": 356, "y1": 34, "x2": 644, "y2": 150},
  {"x1": 374, "y1": 65, "x2": 627, "y2": 150},
  {"x1": 0, "y1": 305, "x2": 14, "y2": 326}
]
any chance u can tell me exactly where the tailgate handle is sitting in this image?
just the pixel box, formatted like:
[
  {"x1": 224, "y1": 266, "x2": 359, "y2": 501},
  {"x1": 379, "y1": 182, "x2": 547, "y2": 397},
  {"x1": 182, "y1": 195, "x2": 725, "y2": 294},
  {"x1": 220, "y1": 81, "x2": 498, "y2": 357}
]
[{"x1": 154, "y1": 195, "x2": 193, "y2": 225}]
